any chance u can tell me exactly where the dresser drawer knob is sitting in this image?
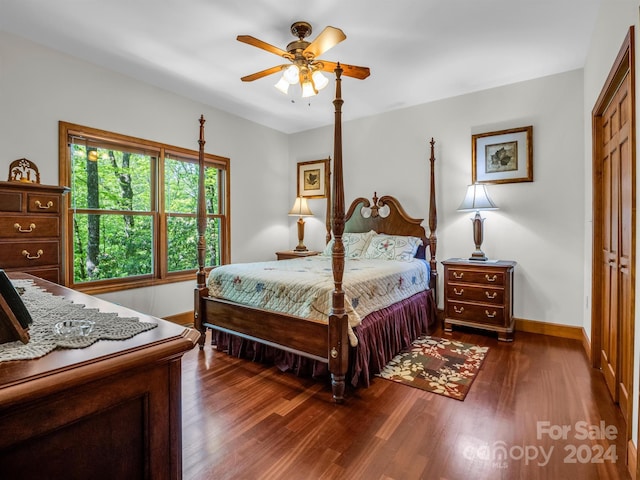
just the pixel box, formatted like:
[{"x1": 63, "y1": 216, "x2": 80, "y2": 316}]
[
  {"x1": 485, "y1": 310, "x2": 497, "y2": 318},
  {"x1": 485, "y1": 291, "x2": 497, "y2": 299},
  {"x1": 485, "y1": 274, "x2": 497, "y2": 282},
  {"x1": 453, "y1": 306, "x2": 464, "y2": 314},
  {"x1": 453, "y1": 271, "x2": 464, "y2": 279},
  {"x1": 453, "y1": 288, "x2": 464, "y2": 296},
  {"x1": 35, "y1": 200, "x2": 54, "y2": 209},
  {"x1": 14, "y1": 222, "x2": 36, "y2": 233},
  {"x1": 22, "y1": 249, "x2": 43, "y2": 260}
]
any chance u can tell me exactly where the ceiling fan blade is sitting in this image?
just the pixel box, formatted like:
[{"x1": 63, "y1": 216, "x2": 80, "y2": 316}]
[
  {"x1": 318, "y1": 61, "x2": 370, "y2": 80},
  {"x1": 303, "y1": 26, "x2": 346, "y2": 59},
  {"x1": 237, "y1": 35, "x2": 291, "y2": 58},
  {"x1": 241, "y1": 65, "x2": 288, "y2": 82}
]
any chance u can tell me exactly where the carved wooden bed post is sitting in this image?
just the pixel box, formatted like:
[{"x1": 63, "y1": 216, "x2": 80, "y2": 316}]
[
  {"x1": 195, "y1": 114, "x2": 207, "y2": 348},
  {"x1": 428, "y1": 138, "x2": 438, "y2": 303},
  {"x1": 328, "y1": 64, "x2": 349, "y2": 403}
]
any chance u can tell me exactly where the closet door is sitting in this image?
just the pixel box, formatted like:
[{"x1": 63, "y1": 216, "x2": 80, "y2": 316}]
[{"x1": 598, "y1": 70, "x2": 633, "y2": 424}]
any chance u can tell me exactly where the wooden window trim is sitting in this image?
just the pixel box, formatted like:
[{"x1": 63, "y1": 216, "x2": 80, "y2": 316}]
[{"x1": 59, "y1": 121, "x2": 230, "y2": 293}]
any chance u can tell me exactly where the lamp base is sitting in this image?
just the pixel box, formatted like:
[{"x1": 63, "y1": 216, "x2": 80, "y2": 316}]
[
  {"x1": 469, "y1": 251, "x2": 488, "y2": 261},
  {"x1": 294, "y1": 245, "x2": 308, "y2": 252}
]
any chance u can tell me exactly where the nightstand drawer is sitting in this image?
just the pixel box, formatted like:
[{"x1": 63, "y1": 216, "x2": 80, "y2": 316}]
[
  {"x1": 447, "y1": 268, "x2": 505, "y2": 286},
  {"x1": 445, "y1": 284, "x2": 504, "y2": 305},
  {"x1": 446, "y1": 301, "x2": 505, "y2": 326}
]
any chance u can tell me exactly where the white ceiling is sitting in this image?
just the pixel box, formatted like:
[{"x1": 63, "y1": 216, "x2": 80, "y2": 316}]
[{"x1": 1, "y1": 0, "x2": 602, "y2": 134}]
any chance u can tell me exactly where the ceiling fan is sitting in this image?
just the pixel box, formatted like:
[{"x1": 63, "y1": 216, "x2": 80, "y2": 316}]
[{"x1": 237, "y1": 21, "x2": 370, "y2": 98}]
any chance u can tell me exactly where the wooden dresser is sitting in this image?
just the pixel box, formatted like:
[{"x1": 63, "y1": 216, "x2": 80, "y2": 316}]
[
  {"x1": 0, "y1": 181, "x2": 69, "y2": 284},
  {"x1": 442, "y1": 258, "x2": 516, "y2": 341},
  {"x1": 0, "y1": 273, "x2": 200, "y2": 479}
]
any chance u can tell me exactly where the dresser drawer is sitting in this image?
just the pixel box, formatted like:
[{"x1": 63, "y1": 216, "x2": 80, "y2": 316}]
[
  {"x1": 0, "y1": 191, "x2": 22, "y2": 212},
  {"x1": 447, "y1": 268, "x2": 505, "y2": 286},
  {"x1": 446, "y1": 284, "x2": 504, "y2": 305},
  {"x1": 27, "y1": 193, "x2": 62, "y2": 214},
  {"x1": 7, "y1": 266, "x2": 61, "y2": 284},
  {"x1": 446, "y1": 301, "x2": 505, "y2": 326},
  {"x1": 0, "y1": 216, "x2": 60, "y2": 238},
  {"x1": 0, "y1": 240, "x2": 60, "y2": 268}
]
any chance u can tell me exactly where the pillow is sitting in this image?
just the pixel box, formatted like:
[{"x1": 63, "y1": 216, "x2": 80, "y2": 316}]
[
  {"x1": 363, "y1": 234, "x2": 422, "y2": 261},
  {"x1": 321, "y1": 230, "x2": 376, "y2": 258}
]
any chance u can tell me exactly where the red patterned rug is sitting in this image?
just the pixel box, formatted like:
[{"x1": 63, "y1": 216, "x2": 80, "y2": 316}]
[{"x1": 377, "y1": 336, "x2": 489, "y2": 400}]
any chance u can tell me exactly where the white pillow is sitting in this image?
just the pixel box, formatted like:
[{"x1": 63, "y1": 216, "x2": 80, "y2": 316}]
[
  {"x1": 363, "y1": 234, "x2": 422, "y2": 261},
  {"x1": 321, "y1": 230, "x2": 376, "y2": 258}
]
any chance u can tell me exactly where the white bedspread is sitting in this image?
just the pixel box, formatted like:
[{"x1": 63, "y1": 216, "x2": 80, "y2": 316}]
[{"x1": 206, "y1": 255, "x2": 430, "y2": 346}]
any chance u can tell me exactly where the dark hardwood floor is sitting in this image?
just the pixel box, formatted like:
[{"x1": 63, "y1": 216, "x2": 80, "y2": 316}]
[{"x1": 181, "y1": 326, "x2": 631, "y2": 480}]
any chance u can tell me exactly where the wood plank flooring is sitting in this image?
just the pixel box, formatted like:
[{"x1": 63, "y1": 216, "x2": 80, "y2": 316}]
[{"x1": 181, "y1": 326, "x2": 631, "y2": 479}]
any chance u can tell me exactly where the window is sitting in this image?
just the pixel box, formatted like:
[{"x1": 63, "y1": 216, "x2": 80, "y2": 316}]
[{"x1": 59, "y1": 121, "x2": 230, "y2": 293}]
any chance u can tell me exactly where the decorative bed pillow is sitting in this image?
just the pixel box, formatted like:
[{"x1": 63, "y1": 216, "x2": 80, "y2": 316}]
[
  {"x1": 321, "y1": 230, "x2": 376, "y2": 258},
  {"x1": 362, "y1": 234, "x2": 422, "y2": 261}
]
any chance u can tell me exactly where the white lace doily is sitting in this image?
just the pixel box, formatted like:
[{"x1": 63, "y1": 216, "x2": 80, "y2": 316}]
[{"x1": 0, "y1": 280, "x2": 158, "y2": 362}]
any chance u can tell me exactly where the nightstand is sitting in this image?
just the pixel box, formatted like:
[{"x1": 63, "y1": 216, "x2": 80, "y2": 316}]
[
  {"x1": 275, "y1": 250, "x2": 320, "y2": 260},
  {"x1": 442, "y1": 258, "x2": 516, "y2": 341}
]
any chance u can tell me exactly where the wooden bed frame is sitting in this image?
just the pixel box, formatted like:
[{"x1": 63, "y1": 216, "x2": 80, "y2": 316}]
[{"x1": 194, "y1": 65, "x2": 438, "y2": 403}]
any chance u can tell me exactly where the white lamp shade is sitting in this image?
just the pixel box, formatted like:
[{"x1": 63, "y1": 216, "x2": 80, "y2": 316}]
[
  {"x1": 301, "y1": 80, "x2": 316, "y2": 98},
  {"x1": 312, "y1": 70, "x2": 329, "y2": 90},
  {"x1": 274, "y1": 76, "x2": 290, "y2": 94},
  {"x1": 288, "y1": 197, "x2": 313, "y2": 216},
  {"x1": 457, "y1": 184, "x2": 498, "y2": 211},
  {"x1": 283, "y1": 65, "x2": 300, "y2": 84}
]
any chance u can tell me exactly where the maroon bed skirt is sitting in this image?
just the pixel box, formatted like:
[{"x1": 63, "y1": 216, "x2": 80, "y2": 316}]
[{"x1": 210, "y1": 289, "x2": 437, "y2": 388}]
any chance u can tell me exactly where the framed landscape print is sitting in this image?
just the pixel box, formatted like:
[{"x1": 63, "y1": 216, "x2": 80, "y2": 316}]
[
  {"x1": 297, "y1": 158, "x2": 330, "y2": 198},
  {"x1": 472, "y1": 126, "x2": 533, "y2": 184}
]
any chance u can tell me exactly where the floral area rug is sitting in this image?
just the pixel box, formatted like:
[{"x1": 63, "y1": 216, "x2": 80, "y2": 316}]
[{"x1": 377, "y1": 336, "x2": 489, "y2": 400}]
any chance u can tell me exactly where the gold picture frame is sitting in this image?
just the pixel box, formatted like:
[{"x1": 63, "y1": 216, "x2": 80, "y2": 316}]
[
  {"x1": 297, "y1": 158, "x2": 330, "y2": 198},
  {"x1": 472, "y1": 126, "x2": 533, "y2": 184}
]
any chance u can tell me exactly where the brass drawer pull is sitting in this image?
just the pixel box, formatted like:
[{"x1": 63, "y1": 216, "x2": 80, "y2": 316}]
[
  {"x1": 485, "y1": 310, "x2": 497, "y2": 318},
  {"x1": 485, "y1": 291, "x2": 497, "y2": 299},
  {"x1": 22, "y1": 249, "x2": 43, "y2": 260},
  {"x1": 485, "y1": 274, "x2": 497, "y2": 282},
  {"x1": 453, "y1": 306, "x2": 464, "y2": 314},
  {"x1": 453, "y1": 288, "x2": 464, "y2": 296},
  {"x1": 14, "y1": 222, "x2": 36, "y2": 233},
  {"x1": 453, "y1": 271, "x2": 464, "y2": 279},
  {"x1": 35, "y1": 200, "x2": 54, "y2": 209}
]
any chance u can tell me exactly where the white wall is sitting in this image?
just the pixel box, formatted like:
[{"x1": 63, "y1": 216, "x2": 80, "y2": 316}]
[
  {"x1": 583, "y1": 0, "x2": 640, "y2": 450},
  {"x1": 290, "y1": 69, "x2": 586, "y2": 326},
  {"x1": 0, "y1": 31, "x2": 290, "y2": 317}
]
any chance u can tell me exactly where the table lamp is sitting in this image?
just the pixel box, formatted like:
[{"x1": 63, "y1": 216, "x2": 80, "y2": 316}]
[
  {"x1": 457, "y1": 184, "x2": 498, "y2": 261},
  {"x1": 288, "y1": 197, "x2": 313, "y2": 251}
]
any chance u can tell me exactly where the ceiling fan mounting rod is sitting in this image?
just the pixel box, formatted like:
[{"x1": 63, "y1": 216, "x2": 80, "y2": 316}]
[{"x1": 290, "y1": 21, "x2": 312, "y2": 40}]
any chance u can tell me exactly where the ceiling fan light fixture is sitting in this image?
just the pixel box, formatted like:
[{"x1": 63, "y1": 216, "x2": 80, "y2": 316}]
[
  {"x1": 301, "y1": 80, "x2": 317, "y2": 98},
  {"x1": 283, "y1": 64, "x2": 300, "y2": 84},
  {"x1": 311, "y1": 70, "x2": 328, "y2": 90},
  {"x1": 274, "y1": 75, "x2": 290, "y2": 94}
]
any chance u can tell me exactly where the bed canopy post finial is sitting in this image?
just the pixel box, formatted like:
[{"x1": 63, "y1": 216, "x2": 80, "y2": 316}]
[
  {"x1": 428, "y1": 137, "x2": 438, "y2": 303},
  {"x1": 195, "y1": 115, "x2": 207, "y2": 349},
  {"x1": 329, "y1": 63, "x2": 348, "y2": 403}
]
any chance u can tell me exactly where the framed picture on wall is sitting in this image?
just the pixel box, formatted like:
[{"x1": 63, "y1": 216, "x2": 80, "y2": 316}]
[
  {"x1": 472, "y1": 126, "x2": 533, "y2": 184},
  {"x1": 297, "y1": 158, "x2": 330, "y2": 198}
]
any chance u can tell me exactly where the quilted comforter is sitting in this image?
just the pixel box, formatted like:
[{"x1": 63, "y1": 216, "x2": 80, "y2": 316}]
[{"x1": 206, "y1": 255, "x2": 430, "y2": 346}]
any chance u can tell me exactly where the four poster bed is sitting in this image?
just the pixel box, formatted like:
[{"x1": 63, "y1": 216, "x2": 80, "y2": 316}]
[{"x1": 194, "y1": 66, "x2": 438, "y2": 402}]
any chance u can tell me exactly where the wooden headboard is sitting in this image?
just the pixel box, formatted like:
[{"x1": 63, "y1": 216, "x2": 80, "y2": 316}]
[{"x1": 344, "y1": 193, "x2": 428, "y2": 259}]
